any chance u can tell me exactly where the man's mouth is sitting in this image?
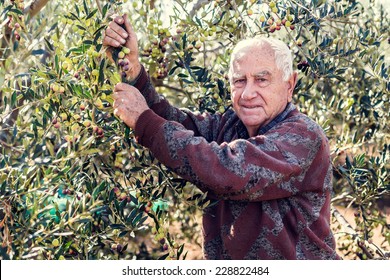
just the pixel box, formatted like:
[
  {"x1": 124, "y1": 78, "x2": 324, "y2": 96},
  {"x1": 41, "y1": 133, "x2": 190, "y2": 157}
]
[{"x1": 241, "y1": 105, "x2": 262, "y2": 109}]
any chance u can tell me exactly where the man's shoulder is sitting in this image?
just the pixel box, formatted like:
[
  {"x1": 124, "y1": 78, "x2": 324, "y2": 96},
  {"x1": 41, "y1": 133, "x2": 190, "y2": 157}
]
[
  {"x1": 220, "y1": 107, "x2": 240, "y2": 126},
  {"x1": 277, "y1": 108, "x2": 328, "y2": 138}
]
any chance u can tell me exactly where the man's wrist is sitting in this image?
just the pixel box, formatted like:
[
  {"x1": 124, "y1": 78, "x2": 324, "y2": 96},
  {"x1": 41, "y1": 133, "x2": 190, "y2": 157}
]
[
  {"x1": 124, "y1": 62, "x2": 142, "y2": 84},
  {"x1": 123, "y1": 64, "x2": 149, "y2": 95}
]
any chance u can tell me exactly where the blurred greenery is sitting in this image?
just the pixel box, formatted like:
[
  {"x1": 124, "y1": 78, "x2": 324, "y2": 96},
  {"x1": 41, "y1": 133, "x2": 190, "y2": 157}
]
[{"x1": 0, "y1": 0, "x2": 389, "y2": 260}]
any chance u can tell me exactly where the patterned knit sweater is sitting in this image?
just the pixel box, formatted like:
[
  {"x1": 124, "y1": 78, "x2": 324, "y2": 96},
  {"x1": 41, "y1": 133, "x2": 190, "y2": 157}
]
[{"x1": 131, "y1": 66, "x2": 340, "y2": 260}]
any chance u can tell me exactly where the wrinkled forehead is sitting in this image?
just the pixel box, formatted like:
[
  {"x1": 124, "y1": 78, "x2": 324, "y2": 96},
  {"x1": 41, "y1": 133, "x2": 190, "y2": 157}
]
[
  {"x1": 232, "y1": 43, "x2": 275, "y2": 63},
  {"x1": 231, "y1": 44, "x2": 276, "y2": 71}
]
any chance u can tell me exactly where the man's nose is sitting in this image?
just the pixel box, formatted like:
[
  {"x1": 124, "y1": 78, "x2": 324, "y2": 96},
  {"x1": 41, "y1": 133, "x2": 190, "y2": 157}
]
[{"x1": 241, "y1": 81, "x2": 258, "y2": 100}]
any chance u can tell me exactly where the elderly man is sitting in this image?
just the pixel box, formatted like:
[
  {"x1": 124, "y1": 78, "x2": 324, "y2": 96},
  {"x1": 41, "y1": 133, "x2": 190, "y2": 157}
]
[{"x1": 103, "y1": 14, "x2": 339, "y2": 260}]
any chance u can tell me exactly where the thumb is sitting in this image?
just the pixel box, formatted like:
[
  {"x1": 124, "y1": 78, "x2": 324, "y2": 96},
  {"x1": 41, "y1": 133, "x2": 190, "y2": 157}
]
[
  {"x1": 123, "y1": 14, "x2": 136, "y2": 39},
  {"x1": 114, "y1": 82, "x2": 134, "y2": 91}
]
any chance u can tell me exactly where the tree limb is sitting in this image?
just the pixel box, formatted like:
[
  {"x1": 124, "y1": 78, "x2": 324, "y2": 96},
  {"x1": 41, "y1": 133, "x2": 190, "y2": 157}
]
[
  {"x1": 0, "y1": 75, "x2": 30, "y2": 144},
  {"x1": 24, "y1": 0, "x2": 51, "y2": 19},
  {"x1": 189, "y1": 0, "x2": 210, "y2": 18},
  {"x1": 155, "y1": 83, "x2": 186, "y2": 94},
  {"x1": 332, "y1": 206, "x2": 387, "y2": 259}
]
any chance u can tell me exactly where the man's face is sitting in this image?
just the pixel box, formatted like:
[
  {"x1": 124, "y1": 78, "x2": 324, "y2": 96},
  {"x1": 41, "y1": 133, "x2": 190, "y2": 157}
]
[{"x1": 230, "y1": 45, "x2": 297, "y2": 137}]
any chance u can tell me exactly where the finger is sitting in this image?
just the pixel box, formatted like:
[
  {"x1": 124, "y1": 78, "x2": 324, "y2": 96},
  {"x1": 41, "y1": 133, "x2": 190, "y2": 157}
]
[
  {"x1": 112, "y1": 92, "x2": 122, "y2": 103},
  {"x1": 110, "y1": 15, "x2": 127, "y2": 34},
  {"x1": 107, "y1": 22, "x2": 128, "y2": 41},
  {"x1": 114, "y1": 82, "x2": 133, "y2": 92},
  {"x1": 123, "y1": 14, "x2": 137, "y2": 46},
  {"x1": 103, "y1": 28, "x2": 125, "y2": 48},
  {"x1": 114, "y1": 16, "x2": 124, "y2": 25},
  {"x1": 109, "y1": 14, "x2": 121, "y2": 21},
  {"x1": 114, "y1": 108, "x2": 127, "y2": 123},
  {"x1": 113, "y1": 101, "x2": 123, "y2": 110},
  {"x1": 123, "y1": 14, "x2": 135, "y2": 35},
  {"x1": 113, "y1": 97, "x2": 121, "y2": 108},
  {"x1": 112, "y1": 91, "x2": 129, "y2": 103},
  {"x1": 114, "y1": 108, "x2": 121, "y2": 119}
]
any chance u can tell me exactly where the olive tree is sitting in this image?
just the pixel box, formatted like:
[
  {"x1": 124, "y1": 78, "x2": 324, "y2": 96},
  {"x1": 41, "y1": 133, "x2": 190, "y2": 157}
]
[{"x1": 0, "y1": 0, "x2": 389, "y2": 260}]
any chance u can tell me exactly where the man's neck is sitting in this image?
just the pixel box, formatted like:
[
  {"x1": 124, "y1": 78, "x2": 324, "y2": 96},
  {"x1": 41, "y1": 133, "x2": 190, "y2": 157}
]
[{"x1": 258, "y1": 102, "x2": 295, "y2": 135}]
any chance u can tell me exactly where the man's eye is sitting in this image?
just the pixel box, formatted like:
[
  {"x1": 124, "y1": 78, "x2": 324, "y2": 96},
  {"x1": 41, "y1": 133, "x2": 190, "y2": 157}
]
[
  {"x1": 234, "y1": 79, "x2": 245, "y2": 85},
  {"x1": 256, "y1": 77, "x2": 271, "y2": 87}
]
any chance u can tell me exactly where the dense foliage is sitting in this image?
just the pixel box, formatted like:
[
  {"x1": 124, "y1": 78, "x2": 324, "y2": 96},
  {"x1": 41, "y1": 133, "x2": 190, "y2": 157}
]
[{"x1": 0, "y1": 0, "x2": 389, "y2": 260}]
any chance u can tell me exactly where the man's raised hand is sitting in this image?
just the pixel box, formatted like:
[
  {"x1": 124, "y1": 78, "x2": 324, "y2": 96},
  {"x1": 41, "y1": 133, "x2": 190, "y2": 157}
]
[{"x1": 103, "y1": 14, "x2": 141, "y2": 80}]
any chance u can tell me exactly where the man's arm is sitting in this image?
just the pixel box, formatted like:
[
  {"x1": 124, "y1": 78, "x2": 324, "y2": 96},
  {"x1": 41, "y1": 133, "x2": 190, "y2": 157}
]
[
  {"x1": 129, "y1": 65, "x2": 223, "y2": 142},
  {"x1": 134, "y1": 109, "x2": 331, "y2": 202},
  {"x1": 104, "y1": 15, "x2": 223, "y2": 141},
  {"x1": 103, "y1": 14, "x2": 141, "y2": 81}
]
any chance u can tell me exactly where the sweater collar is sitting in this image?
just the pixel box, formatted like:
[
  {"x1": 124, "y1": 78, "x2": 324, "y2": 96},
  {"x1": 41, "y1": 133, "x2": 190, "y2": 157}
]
[{"x1": 258, "y1": 102, "x2": 296, "y2": 135}]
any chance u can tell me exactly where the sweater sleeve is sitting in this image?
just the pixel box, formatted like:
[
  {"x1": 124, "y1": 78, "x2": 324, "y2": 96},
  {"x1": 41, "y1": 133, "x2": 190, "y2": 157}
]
[
  {"x1": 131, "y1": 65, "x2": 222, "y2": 142},
  {"x1": 134, "y1": 109, "x2": 331, "y2": 202}
]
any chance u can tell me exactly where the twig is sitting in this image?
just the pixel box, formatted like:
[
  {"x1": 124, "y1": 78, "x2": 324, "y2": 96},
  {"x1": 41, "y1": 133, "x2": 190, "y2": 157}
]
[
  {"x1": 95, "y1": 0, "x2": 102, "y2": 15},
  {"x1": 189, "y1": 0, "x2": 210, "y2": 18},
  {"x1": 155, "y1": 83, "x2": 186, "y2": 94},
  {"x1": 332, "y1": 206, "x2": 386, "y2": 259},
  {"x1": 24, "y1": 0, "x2": 51, "y2": 19},
  {"x1": 0, "y1": 138, "x2": 23, "y2": 154}
]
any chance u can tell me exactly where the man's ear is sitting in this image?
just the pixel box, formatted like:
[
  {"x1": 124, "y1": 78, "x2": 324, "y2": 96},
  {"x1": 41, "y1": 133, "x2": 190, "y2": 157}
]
[{"x1": 287, "y1": 71, "x2": 298, "y2": 102}]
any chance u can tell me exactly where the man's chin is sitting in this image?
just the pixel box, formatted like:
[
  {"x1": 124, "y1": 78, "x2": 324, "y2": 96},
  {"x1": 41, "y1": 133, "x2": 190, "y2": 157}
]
[{"x1": 242, "y1": 119, "x2": 264, "y2": 129}]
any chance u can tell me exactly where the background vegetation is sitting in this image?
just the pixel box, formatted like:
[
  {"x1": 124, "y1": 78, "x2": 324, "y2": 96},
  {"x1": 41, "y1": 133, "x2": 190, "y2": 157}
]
[{"x1": 0, "y1": 0, "x2": 389, "y2": 260}]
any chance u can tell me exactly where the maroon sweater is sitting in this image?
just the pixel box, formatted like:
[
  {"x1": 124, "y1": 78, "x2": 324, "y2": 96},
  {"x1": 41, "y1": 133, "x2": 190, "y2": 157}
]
[{"x1": 132, "y1": 66, "x2": 339, "y2": 260}]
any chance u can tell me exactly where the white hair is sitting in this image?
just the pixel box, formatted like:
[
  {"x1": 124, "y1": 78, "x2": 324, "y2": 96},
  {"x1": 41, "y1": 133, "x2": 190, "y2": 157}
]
[{"x1": 228, "y1": 37, "x2": 293, "y2": 82}]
